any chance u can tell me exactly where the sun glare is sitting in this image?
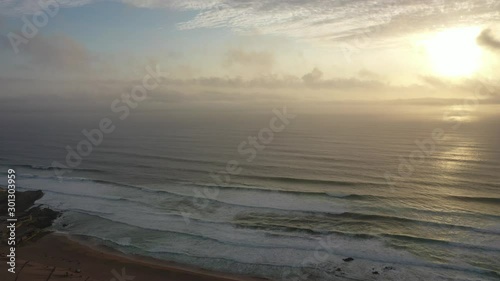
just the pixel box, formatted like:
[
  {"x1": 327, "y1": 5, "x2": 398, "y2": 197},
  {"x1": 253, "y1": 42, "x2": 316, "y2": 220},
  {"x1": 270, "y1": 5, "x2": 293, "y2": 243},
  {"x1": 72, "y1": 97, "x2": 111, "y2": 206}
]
[{"x1": 422, "y1": 27, "x2": 483, "y2": 77}]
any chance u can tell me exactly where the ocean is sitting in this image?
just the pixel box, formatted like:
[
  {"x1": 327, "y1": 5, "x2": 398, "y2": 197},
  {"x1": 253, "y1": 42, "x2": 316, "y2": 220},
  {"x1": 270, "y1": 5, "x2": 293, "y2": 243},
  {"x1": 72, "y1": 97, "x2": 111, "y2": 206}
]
[{"x1": 1, "y1": 108, "x2": 499, "y2": 280}]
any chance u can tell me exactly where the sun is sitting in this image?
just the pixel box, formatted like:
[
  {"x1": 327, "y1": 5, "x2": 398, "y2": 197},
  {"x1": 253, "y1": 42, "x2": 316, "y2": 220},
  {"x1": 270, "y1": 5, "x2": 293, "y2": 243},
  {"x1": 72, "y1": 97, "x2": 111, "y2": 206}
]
[{"x1": 421, "y1": 27, "x2": 483, "y2": 77}]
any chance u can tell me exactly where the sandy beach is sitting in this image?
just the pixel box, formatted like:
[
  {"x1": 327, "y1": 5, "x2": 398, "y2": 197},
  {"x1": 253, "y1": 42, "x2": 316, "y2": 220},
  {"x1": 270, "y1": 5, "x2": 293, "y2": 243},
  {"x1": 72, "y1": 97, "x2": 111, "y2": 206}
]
[{"x1": 0, "y1": 232, "x2": 270, "y2": 281}]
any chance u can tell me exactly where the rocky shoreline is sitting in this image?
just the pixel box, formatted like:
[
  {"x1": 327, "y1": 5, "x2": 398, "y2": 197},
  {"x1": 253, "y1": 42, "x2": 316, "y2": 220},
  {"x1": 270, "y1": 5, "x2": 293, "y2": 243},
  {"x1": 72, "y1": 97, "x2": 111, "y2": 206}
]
[{"x1": 0, "y1": 187, "x2": 60, "y2": 244}]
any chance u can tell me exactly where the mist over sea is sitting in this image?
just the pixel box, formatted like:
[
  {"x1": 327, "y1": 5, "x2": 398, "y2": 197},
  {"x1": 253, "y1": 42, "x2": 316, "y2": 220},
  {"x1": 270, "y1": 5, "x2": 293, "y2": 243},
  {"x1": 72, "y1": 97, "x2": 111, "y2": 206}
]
[{"x1": 1, "y1": 107, "x2": 499, "y2": 280}]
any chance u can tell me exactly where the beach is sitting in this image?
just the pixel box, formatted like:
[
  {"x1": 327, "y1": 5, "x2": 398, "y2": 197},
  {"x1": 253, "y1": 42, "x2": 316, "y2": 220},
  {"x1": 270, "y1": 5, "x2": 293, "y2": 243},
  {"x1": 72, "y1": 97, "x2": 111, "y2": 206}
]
[{"x1": 0, "y1": 232, "x2": 271, "y2": 281}]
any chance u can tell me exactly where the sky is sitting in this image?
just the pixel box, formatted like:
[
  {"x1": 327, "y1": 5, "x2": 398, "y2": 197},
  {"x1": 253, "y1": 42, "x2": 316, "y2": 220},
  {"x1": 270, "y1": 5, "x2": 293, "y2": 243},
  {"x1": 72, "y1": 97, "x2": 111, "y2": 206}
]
[{"x1": 0, "y1": 0, "x2": 499, "y2": 114}]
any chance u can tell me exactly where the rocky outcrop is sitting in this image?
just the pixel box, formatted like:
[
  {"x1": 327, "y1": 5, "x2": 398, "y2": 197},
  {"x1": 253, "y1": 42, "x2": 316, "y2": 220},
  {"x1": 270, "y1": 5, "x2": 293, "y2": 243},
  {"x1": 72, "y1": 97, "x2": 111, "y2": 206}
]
[
  {"x1": 0, "y1": 188, "x2": 60, "y2": 244},
  {"x1": 0, "y1": 189, "x2": 43, "y2": 214}
]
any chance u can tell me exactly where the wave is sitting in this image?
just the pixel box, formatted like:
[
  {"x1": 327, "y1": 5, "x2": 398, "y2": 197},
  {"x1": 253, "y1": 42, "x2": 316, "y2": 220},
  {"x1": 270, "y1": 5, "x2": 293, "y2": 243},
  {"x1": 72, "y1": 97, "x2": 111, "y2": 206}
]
[
  {"x1": 45, "y1": 192, "x2": 500, "y2": 246},
  {"x1": 384, "y1": 233, "x2": 500, "y2": 252},
  {"x1": 179, "y1": 181, "x2": 388, "y2": 198},
  {"x1": 7, "y1": 163, "x2": 107, "y2": 174},
  {"x1": 99, "y1": 150, "x2": 218, "y2": 165},
  {"x1": 246, "y1": 174, "x2": 387, "y2": 187},
  {"x1": 20, "y1": 174, "x2": 500, "y2": 233},
  {"x1": 57, "y1": 210, "x2": 326, "y2": 252},
  {"x1": 36, "y1": 186, "x2": 348, "y2": 218},
  {"x1": 236, "y1": 221, "x2": 500, "y2": 253},
  {"x1": 61, "y1": 221, "x2": 500, "y2": 280},
  {"x1": 18, "y1": 172, "x2": 385, "y2": 200},
  {"x1": 448, "y1": 195, "x2": 500, "y2": 205},
  {"x1": 62, "y1": 210, "x2": 497, "y2": 261},
  {"x1": 15, "y1": 165, "x2": 500, "y2": 209},
  {"x1": 22, "y1": 175, "x2": 500, "y2": 280},
  {"x1": 235, "y1": 211, "x2": 500, "y2": 237}
]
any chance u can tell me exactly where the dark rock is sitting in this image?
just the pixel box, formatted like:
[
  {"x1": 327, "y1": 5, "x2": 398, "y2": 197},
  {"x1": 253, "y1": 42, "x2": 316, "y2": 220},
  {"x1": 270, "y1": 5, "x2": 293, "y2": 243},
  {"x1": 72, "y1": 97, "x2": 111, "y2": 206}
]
[
  {"x1": 335, "y1": 268, "x2": 342, "y2": 272},
  {"x1": 343, "y1": 257, "x2": 354, "y2": 262},
  {"x1": 0, "y1": 189, "x2": 43, "y2": 213},
  {"x1": 372, "y1": 271, "x2": 379, "y2": 275},
  {"x1": 383, "y1": 266, "x2": 395, "y2": 271},
  {"x1": 28, "y1": 207, "x2": 61, "y2": 228}
]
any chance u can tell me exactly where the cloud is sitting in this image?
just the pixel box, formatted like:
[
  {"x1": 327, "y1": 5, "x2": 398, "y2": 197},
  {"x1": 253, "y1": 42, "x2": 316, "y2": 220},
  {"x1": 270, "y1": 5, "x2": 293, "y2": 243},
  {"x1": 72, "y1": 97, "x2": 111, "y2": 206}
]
[
  {"x1": 0, "y1": 72, "x2": 498, "y2": 117},
  {"x1": 2, "y1": 0, "x2": 498, "y2": 46},
  {"x1": 302, "y1": 67, "x2": 322, "y2": 84},
  {"x1": 172, "y1": 0, "x2": 499, "y2": 45},
  {"x1": 477, "y1": 28, "x2": 500, "y2": 52},
  {"x1": 224, "y1": 48, "x2": 274, "y2": 69},
  {"x1": 162, "y1": 67, "x2": 391, "y2": 91},
  {"x1": 0, "y1": 32, "x2": 109, "y2": 77},
  {"x1": 24, "y1": 34, "x2": 93, "y2": 72},
  {"x1": 0, "y1": 0, "x2": 220, "y2": 16},
  {"x1": 0, "y1": 0, "x2": 94, "y2": 16},
  {"x1": 121, "y1": 0, "x2": 222, "y2": 10},
  {"x1": 358, "y1": 69, "x2": 380, "y2": 80},
  {"x1": 419, "y1": 75, "x2": 449, "y2": 88},
  {"x1": 2, "y1": 76, "x2": 498, "y2": 119},
  {"x1": 220, "y1": 48, "x2": 276, "y2": 77}
]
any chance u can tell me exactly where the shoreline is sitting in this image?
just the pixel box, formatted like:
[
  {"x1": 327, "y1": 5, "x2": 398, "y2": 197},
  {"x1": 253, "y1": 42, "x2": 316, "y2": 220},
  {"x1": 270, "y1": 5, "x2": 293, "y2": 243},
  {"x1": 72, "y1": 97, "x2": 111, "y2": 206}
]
[
  {"x1": 0, "y1": 187, "x2": 271, "y2": 281},
  {"x1": 1, "y1": 232, "x2": 271, "y2": 281}
]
